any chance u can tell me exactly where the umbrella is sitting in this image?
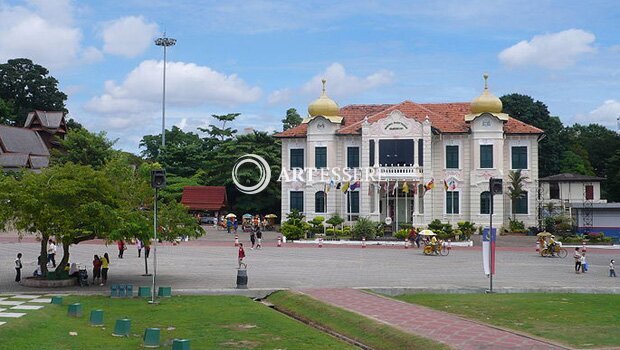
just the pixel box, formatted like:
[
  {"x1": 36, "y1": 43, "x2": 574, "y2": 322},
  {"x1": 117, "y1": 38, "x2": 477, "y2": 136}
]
[
  {"x1": 265, "y1": 214, "x2": 277, "y2": 219},
  {"x1": 242, "y1": 214, "x2": 253, "y2": 219},
  {"x1": 536, "y1": 231, "x2": 552, "y2": 237},
  {"x1": 225, "y1": 213, "x2": 237, "y2": 218},
  {"x1": 418, "y1": 229, "x2": 436, "y2": 236}
]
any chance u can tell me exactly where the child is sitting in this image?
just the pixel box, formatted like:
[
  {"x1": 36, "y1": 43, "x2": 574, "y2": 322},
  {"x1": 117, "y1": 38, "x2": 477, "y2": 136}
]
[
  {"x1": 610, "y1": 259, "x2": 616, "y2": 277},
  {"x1": 580, "y1": 253, "x2": 587, "y2": 273},
  {"x1": 238, "y1": 243, "x2": 247, "y2": 269},
  {"x1": 256, "y1": 226, "x2": 262, "y2": 250},
  {"x1": 15, "y1": 253, "x2": 22, "y2": 282},
  {"x1": 573, "y1": 247, "x2": 582, "y2": 274}
]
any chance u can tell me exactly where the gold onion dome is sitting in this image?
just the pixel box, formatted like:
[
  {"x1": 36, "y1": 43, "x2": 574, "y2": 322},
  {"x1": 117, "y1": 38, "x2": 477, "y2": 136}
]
[
  {"x1": 470, "y1": 73, "x2": 503, "y2": 114},
  {"x1": 308, "y1": 79, "x2": 340, "y2": 117}
]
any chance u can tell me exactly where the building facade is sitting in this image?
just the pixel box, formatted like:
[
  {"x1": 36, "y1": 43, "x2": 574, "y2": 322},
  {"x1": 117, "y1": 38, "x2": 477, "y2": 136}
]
[{"x1": 275, "y1": 76, "x2": 543, "y2": 230}]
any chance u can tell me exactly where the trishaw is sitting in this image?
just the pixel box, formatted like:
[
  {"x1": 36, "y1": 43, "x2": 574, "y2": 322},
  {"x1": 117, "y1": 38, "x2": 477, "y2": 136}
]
[{"x1": 420, "y1": 230, "x2": 450, "y2": 256}]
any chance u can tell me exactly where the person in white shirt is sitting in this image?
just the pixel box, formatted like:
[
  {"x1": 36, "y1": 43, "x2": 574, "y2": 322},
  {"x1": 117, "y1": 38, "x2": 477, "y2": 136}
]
[
  {"x1": 15, "y1": 253, "x2": 22, "y2": 282},
  {"x1": 610, "y1": 259, "x2": 616, "y2": 277},
  {"x1": 47, "y1": 239, "x2": 57, "y2": 268}
]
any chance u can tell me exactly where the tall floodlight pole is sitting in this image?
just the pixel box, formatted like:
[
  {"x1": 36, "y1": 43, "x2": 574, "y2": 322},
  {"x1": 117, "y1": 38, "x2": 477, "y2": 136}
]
[{"x1": 154, "y1": 34, "x2": 176, "y2": 149}]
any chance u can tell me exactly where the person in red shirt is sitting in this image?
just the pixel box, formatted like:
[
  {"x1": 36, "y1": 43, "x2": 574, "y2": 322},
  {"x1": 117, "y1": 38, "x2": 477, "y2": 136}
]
[
  {"x1": 238, "y1": 243, "x2": 247, "y2": 269},
  {"x1": 117, "y1": 240, "x2": 125, "y2": 259}
]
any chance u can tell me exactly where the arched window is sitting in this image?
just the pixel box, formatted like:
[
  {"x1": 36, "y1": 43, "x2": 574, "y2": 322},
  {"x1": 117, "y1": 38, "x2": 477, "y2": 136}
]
[
  {"x1": 315, "y1": 191, "x2": 326, "y2": 213},
  {"x1": 480, "y1": 191, "x2": 491, "y2": 214}
]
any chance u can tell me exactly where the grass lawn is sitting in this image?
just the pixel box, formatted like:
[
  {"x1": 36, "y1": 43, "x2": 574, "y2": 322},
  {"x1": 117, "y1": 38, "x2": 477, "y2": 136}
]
[
  {"x1": 267, "y1": 291, "x2": 449, "y2": 350},
  {"x1": 0, "y1": 295, "x2": 357, "y2": 350},
  {"x1": 393, "y1": 293, "x2": 620, "y2": 349}
]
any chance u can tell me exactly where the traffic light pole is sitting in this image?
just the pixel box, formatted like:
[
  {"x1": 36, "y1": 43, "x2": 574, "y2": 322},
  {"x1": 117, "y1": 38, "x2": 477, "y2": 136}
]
[
  {"x1": 489, "y1": 188, "x2": 493, "y2": 293},
  {"x1": 150, "y1": 187, "x2": 158, "y2": 304}
]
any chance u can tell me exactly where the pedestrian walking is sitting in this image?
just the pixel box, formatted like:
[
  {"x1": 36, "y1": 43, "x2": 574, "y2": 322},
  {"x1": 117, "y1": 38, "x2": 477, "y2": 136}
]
[
  {"x1": 610, "y1": 259, "x2": 616, "y2": 277},
  {"x1": 227, "y1": 218, "x2": 232, "y2": 234},
  {"x1": 144, "y1": 243, "x2": 151, "y2": 258},
  {"x1": 117, "y1": 240, "x2": 125, "y2": 259},
  {"x1": 573, "y1": 247, "x2": 581, "y2": 274},
  {"x1": 100, "y1": 253, "x2": 110, "y2": 286},
  {"x1": 15, "y1": 253, "x2": 22, "y2": 282},
  {"x1": 92, "y1": 255, "x2": 102, "y2": 285},
  {"x1": 233, "y1": 219, "x2": 238, "y2": 233},
  {"x1": 580, "y1": 252, "x2": 587, "y2": 273},
  {"x1": 250, "y1": 229, "x2": 256, "y2": 249},
  {"x1": 238, "y1": 243, "x2": 247, "y2": 269},
  {"x1": 136, "y1": 239, "x2": 142, "y2": 258},
  {"x1": 47, "y1": 239, "x2": 57, "y2": 267},
  {"x1": 256, "y1": 226, "x2": 262, "y2": 250}
]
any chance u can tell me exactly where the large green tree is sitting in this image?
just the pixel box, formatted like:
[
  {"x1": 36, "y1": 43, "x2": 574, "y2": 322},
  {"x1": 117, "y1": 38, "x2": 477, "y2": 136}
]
[
  {"x1": 140, "y1": 126, "x2": 207, "y2": 177},
  {"x1": 0, "y1": 58, "x2": 67, "y2": 126},
  {"x1": 282, "y1": 108, "x2": 302, "y2": 131},
  {"x1": 500, "y1": 94, "x2": 565, "y2": 177},
  {"x1": 53, "y1": 129, "x2": 117, "y2": 168}
]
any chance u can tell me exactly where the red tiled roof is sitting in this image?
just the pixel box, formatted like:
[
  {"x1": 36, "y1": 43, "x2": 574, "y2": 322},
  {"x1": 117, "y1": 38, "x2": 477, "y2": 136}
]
[
  {"x1": 273, "y1": 101, "x2": 543, "y2": 137},
  {"x1": 181, "y1": 186, "x2": 227, "y2": 211}
]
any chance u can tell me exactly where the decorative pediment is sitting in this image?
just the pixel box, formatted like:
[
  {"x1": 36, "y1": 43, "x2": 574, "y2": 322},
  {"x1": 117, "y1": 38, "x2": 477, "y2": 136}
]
[{"x1": 367, "y1": 110, "x2": 423, "y2": 137}]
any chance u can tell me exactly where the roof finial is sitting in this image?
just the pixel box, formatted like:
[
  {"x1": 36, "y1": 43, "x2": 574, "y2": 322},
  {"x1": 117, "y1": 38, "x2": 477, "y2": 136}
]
[
  {"x1": 483, "y1": 73, "x2": 489, "y2": 90},
  {"x1": 321, "y1": 79, "x2": 327, "y2": 95}
]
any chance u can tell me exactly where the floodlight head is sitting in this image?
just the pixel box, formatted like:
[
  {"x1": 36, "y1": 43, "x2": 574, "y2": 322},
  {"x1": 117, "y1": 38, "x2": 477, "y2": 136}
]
[{"x1": 155, "y1": 36, "x2": 176, "y2": 47}]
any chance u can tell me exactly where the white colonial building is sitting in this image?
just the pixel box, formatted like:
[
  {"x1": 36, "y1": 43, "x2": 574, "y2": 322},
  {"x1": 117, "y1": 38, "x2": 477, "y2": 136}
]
[{"x1": 275, "y1": 75, "x2": 542, "y2": 230}]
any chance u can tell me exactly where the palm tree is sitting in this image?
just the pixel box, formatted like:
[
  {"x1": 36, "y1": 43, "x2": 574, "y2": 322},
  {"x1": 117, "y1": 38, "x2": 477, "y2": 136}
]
[{"x1": 508, "y1": 170, "x2": 528, "y2": 220}]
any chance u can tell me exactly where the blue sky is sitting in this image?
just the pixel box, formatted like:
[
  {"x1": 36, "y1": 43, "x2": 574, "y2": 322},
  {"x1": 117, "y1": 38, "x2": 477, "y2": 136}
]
[{"x1": 1, "y1": 0, "x2": 618, "y2": 152}]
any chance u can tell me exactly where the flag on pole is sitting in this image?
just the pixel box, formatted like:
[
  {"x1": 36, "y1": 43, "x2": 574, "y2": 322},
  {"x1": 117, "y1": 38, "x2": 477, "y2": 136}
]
[
  {"x1": 330, "y1": 178, "x2": 335, "y2": 190},
  {"x1": 392, "y1": 181, "x2": 399, "y2": 195},
  {"x1": 402, "y1": 181, "x2": 409, "y2": 193},
  {"x1": 412, "y1": 182, "x2": 417, "y2": 195},
  {"x1": 341, "y1": 181, "x2": 351, "y2": 193},
  {"x1": 482, "y1": 227, "x2": 497, "y2": 276},
  {"x1": 350, "y1": 180, "x2": 361, "y2": 191},
  {"x1": 424, "y1": 179, "x2": 435, "y2": 193},
  {"x1": 444, "y1": 179, "x2": 449, "y2": 191},
  {"x1": 336, "y1": 182, "x2": 342, "y2": 190}
]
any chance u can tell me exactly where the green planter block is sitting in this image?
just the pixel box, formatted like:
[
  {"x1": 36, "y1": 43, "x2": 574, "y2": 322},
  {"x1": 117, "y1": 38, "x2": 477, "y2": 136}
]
[
  {"x1": 157, "y1": 286, "x2": 172, "y2": 297},
  {"x1": 138, "y1": 286, "x2": 151, "y2": 297},
  {"x1": 143, "y1": 328, "x2": 160, "y2": 348},
  {"x1": 112, "y1": 318, "x2": 131, "y2": 337},
  {"x1": 51, "y1": 296, "x2": 63, "y2": 305},
  {"x1": 67, "y1": 303, "x2": 82, "y2": 317},
  {"x1": 89, "y1": 309, "x2": 104, "y2": 326},
  {"x1": 125, "y1": 284, "x2": 133, "y2": 297},
  {"x1": 172, "y1": 339, "x2": 191, "y2": 350},
  {"x1": 110, "y1": 285, "x2": 119, "y2": 297},
  {"x1": 118, "y1": 285, "x2": 126, "y2": 297}
]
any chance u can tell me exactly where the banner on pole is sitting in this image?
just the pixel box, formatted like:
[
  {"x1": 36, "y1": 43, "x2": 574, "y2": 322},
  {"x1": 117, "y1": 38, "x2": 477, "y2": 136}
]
[{"x1": 482, "y1": 227, "x2": 497, "y2": 276}]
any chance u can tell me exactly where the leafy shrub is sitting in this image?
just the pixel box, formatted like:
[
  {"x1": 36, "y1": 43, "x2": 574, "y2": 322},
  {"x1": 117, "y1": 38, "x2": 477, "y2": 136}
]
[
  {"x1": 326, "y1": 215, "x2": 345, "y2": 228},
  {"x1": 279, "y1": 209, "x2": 310, "y2": 240},
  {"x1": 308, "y1": 216, "x2": 325, "y2": 234},
  {"x1": 456, "y1": 221, "x2": 476, "y2": 240},
  {"x1": 351, "y1": 217, "x2": 378, "y2": 240},
  {"x1": 394, "y1": 229, "x2": 409, "y2": 240},
  {"x1": 508, "y1": 219, "x2": 527, "y2": 233}
]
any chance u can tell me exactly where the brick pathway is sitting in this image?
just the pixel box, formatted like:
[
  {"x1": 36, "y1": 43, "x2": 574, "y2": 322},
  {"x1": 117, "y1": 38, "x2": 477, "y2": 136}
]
[{"x1": 300, "y1": 288, "x2": 570, "y2": 350}]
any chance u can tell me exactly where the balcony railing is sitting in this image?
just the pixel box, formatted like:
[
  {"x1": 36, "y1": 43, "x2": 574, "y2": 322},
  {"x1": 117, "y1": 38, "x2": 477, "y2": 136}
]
[{"x1": 375, "y1": 165, "x2": 423, "y2": 180}]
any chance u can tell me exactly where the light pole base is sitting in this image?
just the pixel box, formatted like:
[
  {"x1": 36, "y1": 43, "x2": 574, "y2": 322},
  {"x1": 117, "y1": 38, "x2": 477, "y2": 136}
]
[
  {"x1": 485, "y1": 289, "x2": 496, "y2": 294},
  {"x1": 148, "y1": 300, "x2": 159, "y2": 305},
  {"x1": 141, "y1": 274, "x2": 152, "y2": 277}
]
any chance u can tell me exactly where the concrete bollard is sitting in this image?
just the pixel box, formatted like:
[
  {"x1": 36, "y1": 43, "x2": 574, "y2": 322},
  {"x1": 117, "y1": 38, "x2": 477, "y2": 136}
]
[
  {"x1": 405, "y1": 238, "x2": 409, "y2": 249},
  {"x1": 277, "y1": 235, "x2": 282, "y2": 247},
  {"x1": 172, "y1": 339, "x2": 191, "y2": 350},
  {"x1": 90, "y1": 309, "x2": 104, "y2": 326},
  {"x1": 51, "y1": 296, "x2": 63, "y2": 305},
  {"x1": 362, "y1": 237, "x2": 366, "y2": 248},
  {"x1": 318, "y1": 237, "x2": 323, "y2": 248},
  {"x1": 236, "y1": 269, "x2": 248, "y2": 289},
  {"x1": 113, "y1": 318, "x2": 131, "y2": 337},
  {"x1": 234, "y1": 234, "x2": 239, "y2": 247},
  {"x1": 143, "y1": 328, "x2": 161, "y2": 348},
  {"x1": 67, "y1": 303, "x2": 82, "y2": 317},
  {"x1": 536, "y1": 240, "x2": 540, "y2": 253},
  {"x1": 582, "y1": 241, "x2": 587, "y2": 253}
]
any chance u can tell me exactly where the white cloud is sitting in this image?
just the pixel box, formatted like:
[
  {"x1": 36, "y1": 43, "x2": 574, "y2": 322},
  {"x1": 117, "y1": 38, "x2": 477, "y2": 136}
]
[
  {"x1": 268, "y1": 63, "x2": 394, "y2": 105},
  {"x1": 85, "y1": 60, "x2": 262, "y2": 129},
  {"x1": 574, "y1": 100, "x2": 620, "y2": 129},
  {"x1": 499, "y1": 29, "x2": 596, "y2": 69},
  {"x1": 102, "y1": 16, "x2": 159, "y2": 58},
  {"x1": 0, "y1": 1, "x2": 84, "y2": 69}
]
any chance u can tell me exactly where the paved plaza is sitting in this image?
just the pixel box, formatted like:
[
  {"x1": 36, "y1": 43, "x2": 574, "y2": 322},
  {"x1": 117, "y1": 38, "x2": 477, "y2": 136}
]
[{"x1": 1, "y1": 229, "x2": 618, "y2": 294}]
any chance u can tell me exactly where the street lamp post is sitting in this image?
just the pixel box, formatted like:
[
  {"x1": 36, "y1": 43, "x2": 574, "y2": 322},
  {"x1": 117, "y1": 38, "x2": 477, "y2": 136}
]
[{"x1": 154, "y1": 34, "x2": 176, "y2": 149}]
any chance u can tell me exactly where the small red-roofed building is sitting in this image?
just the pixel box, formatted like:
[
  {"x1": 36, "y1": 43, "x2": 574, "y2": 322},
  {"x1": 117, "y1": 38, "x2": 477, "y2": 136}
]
[{"x1": 181, "y1": 186, "x2": 228, "y2": 222}]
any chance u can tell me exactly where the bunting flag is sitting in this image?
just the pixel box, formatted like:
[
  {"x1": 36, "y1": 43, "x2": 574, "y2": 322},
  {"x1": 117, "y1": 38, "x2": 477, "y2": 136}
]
[
  {"x1": 324, "y1": 182, "x2": 330, "y2": 193},
  {"x1": 448, "y1": 179, "x2": 457, "y2": 191},
  {"x1": 341, "y1": 181, "x2": 351, "y2": 193},
  {"x1": 402, "y1": 181, "x2": 409, "y2": 193},
  {"x1": 330, "y1": 178, "x2": 336, "y2": 190},
  {"x1": 412, "y1": 182, "x2": 417, "y2": 195},
  {"x1": 444, "y1": 179, "x2": 449, "y2": 191},
  {"x1": 336, "y1": 182, "x2": 342, "y2": 190},
  {"x1": 392, "y1": 181, "x2": 399, "y2": 195},
  {"x1": 350, "y1": 180, "x2": 361, "y2": 191},
  {"x1": 424, "y1": 179, "x2": 435, "y2": 193},
  {"x1": 482, "y1": 227, "x2": 497, "y2": 276}
]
